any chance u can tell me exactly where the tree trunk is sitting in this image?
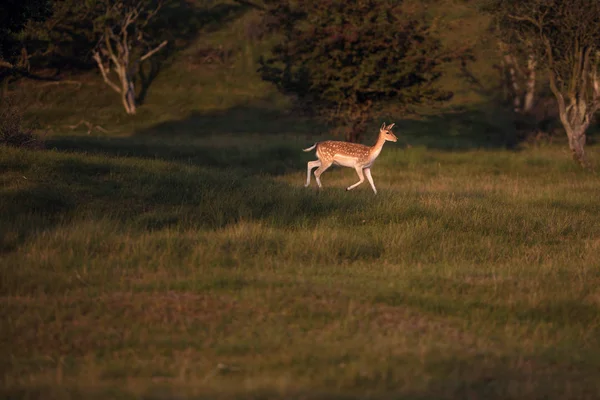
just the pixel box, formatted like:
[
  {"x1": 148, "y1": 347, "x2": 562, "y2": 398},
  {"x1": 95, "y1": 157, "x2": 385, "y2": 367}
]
[
  {"x1": 119, "y1": 70, "x2": 136, "y2": 115},
  {"x1": 523, "y1": 53, "x2": 536, "y2": 114},
  {"x1": 566, "y1": 123, "x2": 587, "y2": 165},
  {"x1": 123, "y1": 75, "x2": 137, "y2": 115},
  {"x1": 121, "y1": 92, "x2": 136, "y2": 114},
  {"x1": 558, "y1": 106, "x2": 589, "y2": 166},
  {"x1": 504, "y1": 54, "x2": 521, "y2": 112}
]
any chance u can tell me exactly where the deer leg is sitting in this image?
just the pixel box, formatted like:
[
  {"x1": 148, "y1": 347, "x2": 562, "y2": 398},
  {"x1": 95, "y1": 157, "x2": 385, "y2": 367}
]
[
  {"x1": 364, "y1": 168, "x2": 377, "y2": 194},
  {"x1": 305, "y1": 160, "x2": 320, "y2": 187},
  {"x1": 346, "y1": 166, "x2": 365, "y2": 191},
  {"x1": 314, "y1": 161, "x2": 333, "y2": 189}
]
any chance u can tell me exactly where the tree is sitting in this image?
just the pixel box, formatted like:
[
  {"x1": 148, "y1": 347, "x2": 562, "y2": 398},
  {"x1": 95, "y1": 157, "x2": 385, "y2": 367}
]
[
  {"x1": 486, "y1": 0, "x2": 600, "y2": 166},
  {"x1": 497, "y1": 40, "x2": 537, "y2": 116},
  {"x1": 0, "y1": 0, "x2": 51, "y2": 81},
  {"x1": 92, "y1": 0, "x2": 168, "y2": 115},
  {"x1": 21, "y1": 1, "x2": 103, "y2": 71},
  {"x1": 259, "y1": 0, "x2": 457, "y2": 142},
  {"x1": 20, "y1": 0, "x2": 169, "y2": 115}
]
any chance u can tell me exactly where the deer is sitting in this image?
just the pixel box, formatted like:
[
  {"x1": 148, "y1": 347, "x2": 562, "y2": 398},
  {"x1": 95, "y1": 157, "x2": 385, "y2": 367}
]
[{"x1": 302, "y1": 122, "x2": 398, "y2": 194}]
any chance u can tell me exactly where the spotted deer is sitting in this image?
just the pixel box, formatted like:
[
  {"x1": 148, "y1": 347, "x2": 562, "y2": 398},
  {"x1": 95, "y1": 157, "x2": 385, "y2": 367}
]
[{"x1": 303, "y1": 122, "x2": 397, "y2": 194}]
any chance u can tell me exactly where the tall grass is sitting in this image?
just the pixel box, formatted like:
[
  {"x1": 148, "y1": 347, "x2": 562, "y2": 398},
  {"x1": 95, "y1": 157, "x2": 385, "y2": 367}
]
[
  {"x1": 2, "y1": 134, "x2": 600, "y2": 399},
  {"x1": 2, "y1": 1, "x2": 600, "y2": 398}
]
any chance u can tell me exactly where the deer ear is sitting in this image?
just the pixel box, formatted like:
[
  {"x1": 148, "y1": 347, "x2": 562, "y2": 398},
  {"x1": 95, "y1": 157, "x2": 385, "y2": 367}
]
[
  {"x1": 387, "y1": 123, "x2": 395, "y2": 130},
  {"x1": 380, "y1": 122, "x2": 386, "y2": 130}
]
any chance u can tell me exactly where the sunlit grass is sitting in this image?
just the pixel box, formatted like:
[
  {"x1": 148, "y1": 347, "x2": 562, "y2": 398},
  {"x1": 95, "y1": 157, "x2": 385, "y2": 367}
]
[
  {"x1": 3, "y1": 0, "x2": 600, "y2": 397},
  {"x1": 2, "y1": 135, "x2": 600, "y2": 399}
]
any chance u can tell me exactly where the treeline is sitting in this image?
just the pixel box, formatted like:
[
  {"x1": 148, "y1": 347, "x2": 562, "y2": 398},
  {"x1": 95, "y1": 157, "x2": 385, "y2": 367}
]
[
  {"x1": 1, "y1": 0, "x2": 184, "y2": 114},
  {"x1": 1, "y1": 0, "x2": 599, "y2": 165}
]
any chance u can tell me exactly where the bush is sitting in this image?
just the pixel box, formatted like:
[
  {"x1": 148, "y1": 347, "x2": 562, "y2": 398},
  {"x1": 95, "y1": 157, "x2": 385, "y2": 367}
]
[
  {"x1": 259, "y1": 0, "x2": 458, "y2": 142},
  {"x1": 0, "y1": 97, "x2": 44, "y2": 149}
]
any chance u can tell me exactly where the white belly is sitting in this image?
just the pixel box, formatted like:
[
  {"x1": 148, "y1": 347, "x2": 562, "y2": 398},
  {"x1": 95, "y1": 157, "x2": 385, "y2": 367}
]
[{"x1": 333, "y1": 154, "x2": 361, "y2": 168}]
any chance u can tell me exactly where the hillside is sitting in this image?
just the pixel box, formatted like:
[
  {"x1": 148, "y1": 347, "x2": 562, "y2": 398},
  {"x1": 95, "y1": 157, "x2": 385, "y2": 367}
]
[{"x1": 6, "y1": 0, "x2": 517, "y2": 146}]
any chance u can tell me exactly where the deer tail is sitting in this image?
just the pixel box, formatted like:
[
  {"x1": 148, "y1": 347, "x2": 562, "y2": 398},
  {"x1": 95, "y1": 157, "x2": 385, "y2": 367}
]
[{"x1": 302, "y1": 143, "x2": 318, "y2": 152}]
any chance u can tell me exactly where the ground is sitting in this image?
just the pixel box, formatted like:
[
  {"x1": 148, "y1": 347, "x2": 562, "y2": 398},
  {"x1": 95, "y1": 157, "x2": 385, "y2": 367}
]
[{"x1": 1, "y1": 1, "x2": 600, "y2": 398}]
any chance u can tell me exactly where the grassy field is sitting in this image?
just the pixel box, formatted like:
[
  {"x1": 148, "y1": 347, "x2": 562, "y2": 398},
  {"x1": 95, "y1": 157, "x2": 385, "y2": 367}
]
[
  {"x1": 2, "y1": 0, "x2": 600, "y2": 398},
  {"x1": 2, "y1": 130, "x2": 600, "y2": 399}
]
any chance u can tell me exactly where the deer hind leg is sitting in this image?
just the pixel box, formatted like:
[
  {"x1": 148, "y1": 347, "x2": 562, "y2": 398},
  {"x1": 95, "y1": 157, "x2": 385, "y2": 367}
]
[
  {"x1": 364, "y1": 168, "x2": 377, "y2": 194},
  {"x1": 346, "y1": 166, "x2": 365, "y2": 191},
  {"x1": 314, "y1": 160, "x2": 333, "y2": 189},
  {"x1": 305, "y1": 160, "x2": 321, "y2": 187}
]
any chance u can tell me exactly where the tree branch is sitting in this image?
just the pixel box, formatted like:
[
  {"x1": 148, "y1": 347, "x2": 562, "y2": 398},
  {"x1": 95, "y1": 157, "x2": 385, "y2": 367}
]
[
  {"x1": 592, "y1": 51, "x2": 600, "y2": 100},
  {"x1": 578, "y1": 46, "x2": 592, "y2": 104},
  {"x1": 141, "y1": 1, "x2": 163, "y2": 28},
  {"x1": 0, "y1": 60, "x2": 15, "y2": 69},
  {"x1": 67, "y1": 119, "x2": 111, "y2": 135},
  {"x1": 590, "y1": 52, "x2": 600, "y2": 115},
  {"x1": 507, "y1": 13, "x2": 541, "y2": 29},
  {"x1": 104, "y1": 28, "x2": 121, "y2": 67},
  {"x1": 92, "y1": 51, "x2": 121, "y2": 94},
  {"x1": 39, "y1": 80, "x2": 82, "y2": 89},
  {"x1": 543, "y1": 36, "x2": 568, "y2": 117},
  {"x1": 140, "y1": 40, "x2": 168, "y2": 62}
]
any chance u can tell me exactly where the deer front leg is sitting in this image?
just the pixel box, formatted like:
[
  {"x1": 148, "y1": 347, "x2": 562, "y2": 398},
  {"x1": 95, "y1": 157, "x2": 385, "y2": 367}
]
[
  {"x1": 314, "y1": 161, "x2": 333, "y2": 189},
  {"x1": 346, "y1": 166, "x2": 365, "y2": 191},
  {"x1": 306, "y1": 160, "x2": 320, "y2": 187},
  {"x1": 364, "y1": 168, "x2": 377, "y2": 194}
]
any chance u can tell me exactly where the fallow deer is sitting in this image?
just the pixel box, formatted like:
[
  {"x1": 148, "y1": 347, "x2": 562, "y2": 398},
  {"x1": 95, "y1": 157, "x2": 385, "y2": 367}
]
[{"x1": 303, "y1": 122, "x2": 397, "y2": 194}]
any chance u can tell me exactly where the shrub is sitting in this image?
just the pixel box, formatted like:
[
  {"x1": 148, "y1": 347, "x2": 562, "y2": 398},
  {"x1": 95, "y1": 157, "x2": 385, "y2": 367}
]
[
  {"x1": 0, "y1": 96, "x2": 43, "y2": 149},
  {"x1": 259, "y1": 0, "x2": 459, "y2": 142}
]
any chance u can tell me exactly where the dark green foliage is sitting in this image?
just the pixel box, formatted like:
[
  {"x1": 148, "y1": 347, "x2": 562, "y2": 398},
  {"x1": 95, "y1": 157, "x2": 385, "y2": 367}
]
[
  {"x1": 482, "y1": 0, "x2": 600, "y2": 165},
  {"x1": 0, "y1": 0, "x2": 50, "y2": 56},
  {"x1": 0, "y1": 0, "x2": 51, "y2": 77},
  {"x1": 0, "y1": 97, "x2": 43, "y2": 149},
  {"x1": 21, "y1": 0, "x2": 168, "y2": 70},
  {"x1": 259, "y1": 0, "x2": 456, "y2": 142},
  {"x1": 21, "y1": 1, "x2": 101, "y2": 70},
  {"x1": 11, "y1": 0, "x2": 247, "y2": 74},
  {"x1": 483, "y1": 0, "x2": 600, "y2": 73}
]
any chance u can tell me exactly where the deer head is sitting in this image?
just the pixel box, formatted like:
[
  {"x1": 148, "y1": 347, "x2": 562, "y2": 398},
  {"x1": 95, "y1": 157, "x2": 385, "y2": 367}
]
[{"x1": 380, "y1": 122, "x2": 398, "y2": 142}]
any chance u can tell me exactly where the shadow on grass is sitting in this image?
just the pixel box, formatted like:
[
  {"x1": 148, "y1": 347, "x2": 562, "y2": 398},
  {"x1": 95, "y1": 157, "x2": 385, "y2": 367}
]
[
  {"x1": 46, "y1": 135, "x2": 308, "y2": 177},
  {"x1": 374, "y1": 279, "x2": 600, "y2": 336},
  {"x1": 394, "y1": 105, "x2": 520, "y2": 151},
  {"x1": 46, "y1": 105, "x2": 326, "y2": 176},
  {"x1": 133, "y1": 105, "x2": 322, "y2": 137},
  {"x1": 48, "y1": 103, "x2": 519, "y2": 171},
  {"x1": 0, "y1": 184, "x2": 75, "y2": 253},
  {"x1": 2, "y1": 351, "x2": 598, "y2": 400},
  {"x1": 0, "y1": 148, "x2": 368, "y2": 252},
  {"x1": 132, "y1": 103, "x2": 520, "y2": 150},
  {"x1": 132, "y1": 102, "x2": 527, "y2": 151}
]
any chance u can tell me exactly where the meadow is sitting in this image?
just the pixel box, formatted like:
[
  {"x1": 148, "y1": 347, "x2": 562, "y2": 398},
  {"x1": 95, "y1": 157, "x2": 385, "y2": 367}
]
[
  {"x1": 2, "y1": 0, "x2": 600, "y2": 398},
  {"x1": 2, "y1": 127, "x2": 600, "y2": 399}
]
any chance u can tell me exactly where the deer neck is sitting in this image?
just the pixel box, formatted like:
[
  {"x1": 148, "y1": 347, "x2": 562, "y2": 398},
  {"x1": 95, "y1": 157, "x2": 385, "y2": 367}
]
[{"x1": 369, "y1": 133, "x2": 387, "y2": 160}]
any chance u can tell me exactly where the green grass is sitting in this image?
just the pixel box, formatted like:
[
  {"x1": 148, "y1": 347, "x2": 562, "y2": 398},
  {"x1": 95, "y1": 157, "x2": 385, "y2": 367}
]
[
  {"x1": 2, "y1": 133, "x2": 600, "y2": 399},
  {"x1": 3, "y1": 1, "x2": 600, "y2": 398}
]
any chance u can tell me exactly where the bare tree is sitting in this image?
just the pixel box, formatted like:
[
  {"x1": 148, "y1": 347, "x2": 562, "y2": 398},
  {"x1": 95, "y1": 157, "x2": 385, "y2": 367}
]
[
  {"x1": 498, "y1": 40, "x2": 537, "y2": 115},
  {"x1": 92, "y1": 0, "x2": 167, "y2": 115},
  {"x1": 488, "y1": 0, "x2": 600, "y2": 166}
]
